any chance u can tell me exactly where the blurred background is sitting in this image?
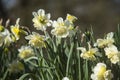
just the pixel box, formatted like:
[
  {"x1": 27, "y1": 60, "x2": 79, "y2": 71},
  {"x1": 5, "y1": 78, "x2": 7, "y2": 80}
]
[{"x1": 0, "y1": 0, "x2": 120, "y2": 37}]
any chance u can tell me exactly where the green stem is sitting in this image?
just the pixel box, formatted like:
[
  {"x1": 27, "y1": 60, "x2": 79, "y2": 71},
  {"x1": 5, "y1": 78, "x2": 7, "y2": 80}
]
[
  {"x1": 77, "y1": 43, "x2": 81, "y2": 80},
  {"x1": 85, "y1": 60, "x2": 88, "y2": 80},
  {"x1": 66, "y1": 43, "x2": 74, "y2": 76},
  {"x1": 2, "y1": 69, "x2": 9, "y2": 80}
]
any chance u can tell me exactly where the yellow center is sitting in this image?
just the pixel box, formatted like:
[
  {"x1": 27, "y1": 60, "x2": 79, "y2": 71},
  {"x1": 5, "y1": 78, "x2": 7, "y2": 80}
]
[
  {"x1": 97, "y1": 66, "x2": 106, "y2": 78},
  {"x1": 12, "y1": 26, "x2": 20, "y2": 36},
  {"x1": 30, "y1": 35, "x2": 45, "y2": 48},
  {"x1": 55, "y1": 27, "x2": 67, "y2": 36},
  {"x1": 19, "y1": 50, "x2": 33, "y2": 59},
  {"x1": 86, "y1": 49, "x2": 96, "y2": 57},
  {"x1": 38, "y1": 16, "x2": 46, "y2": 24}
]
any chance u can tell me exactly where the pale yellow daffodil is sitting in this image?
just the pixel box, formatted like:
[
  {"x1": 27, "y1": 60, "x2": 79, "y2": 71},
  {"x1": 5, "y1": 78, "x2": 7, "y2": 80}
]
[
  {"x1": 104, "y1": 45, "x2": 120, "y2": 64},
  {"x1": 77, "y1": 43, "x2": 98, "y2": 60},
  {"x1": 91, "y1": 63, "x2": 113, "y2": 80},
  {"x1": 95, "y1": 32, "x2": 114, "y2": 48},
  {"x1": 25, "y1": 32, "x2": 46, "y2": 48},
  {"x1": 18, "y1": 46, "x2": 34, "y2": 59}
]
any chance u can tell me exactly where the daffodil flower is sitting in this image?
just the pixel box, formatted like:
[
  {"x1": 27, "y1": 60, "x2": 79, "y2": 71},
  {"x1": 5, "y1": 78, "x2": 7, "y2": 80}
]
[
  {"x1": 51, "y1": 17, "x2": 75, "y2": 38},
  {"x1": 66, "y1": 14, "x2": 77, "y2": 23},
  {"x1": 95, "y1": 32, "x2": 114, "y2": 48},
  {"x1": 25, "y1": 32, "x2": 46, "y2": 48},
  {"x1": 3, "y1": 29, "x2": 13, "y2": 46},
  {"x1": 104, "y1": 45, "x2": 120, "y2": 64},
  {"x1": 11, "y1": 18, "x2": 27, "y2": 41},
  {"x1": 0, "y1": 28, "x2": 13, "y2": 46},
  {"x1": 0, "y1": 26, "x2": 6, "y2": 46},
  {"x1": 11, "y1": 18, "x2": 21, "y2": 40},
  {"x1": 77, "y1": 43, "x2": 98, "y2": 60},
  {"x1": 18, "y1": 46, "x2": 34, "y2": 59},
  {"x1": 32, "y1": 9, "x2": 52, "y2": 31},
  {"x1": 91, "y1": 63, "x2": 113, "y2": 80}
]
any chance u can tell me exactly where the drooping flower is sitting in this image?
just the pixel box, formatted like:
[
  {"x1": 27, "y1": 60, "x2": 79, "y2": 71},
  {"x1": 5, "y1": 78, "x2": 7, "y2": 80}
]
[
  {"x1": 91, "y1": 63, "x2": 113, "y2": 80},
  {"x1": 95, "y1": 32, "x2": 114, "y2": 48},
  {"x1": 66, "y1": 14, "x2": 77, "y2": 23},
  {"x1": 32, "y1": 9, "x2": 52, "y2": 31},
  {"x1": 77, "y1": 43, "x2": 98, "y2": 60},
  {"x1": 62, "y1": 77, "x2": 69, "y2": 80},
  {"x1": 104, "y1": 45, "x2": 120, "y2": 64},
  {"x1": 25, "y1": 32, "x2": 46, "y2": 48},
  {"x1": 18, "y1": 46, "x2": 34, "y2": 59}
]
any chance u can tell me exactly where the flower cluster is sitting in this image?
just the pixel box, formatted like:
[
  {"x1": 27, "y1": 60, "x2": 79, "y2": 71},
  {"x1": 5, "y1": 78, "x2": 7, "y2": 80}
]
[
  {"x1": 95, "y1": 32, "x2": 120, "y2": 64},
  {"x1": 32, "y1": 9, "x2": 77, "y2": 38},
  {"x1": 0, "y1": 19, "x2": 27, "y2": 47},
  {"x1": 78, "y1": 32, "x2": 120, "y2": 80},
  {"x1": 1, "y1": 9, "x2": 120, "y2": 80}
]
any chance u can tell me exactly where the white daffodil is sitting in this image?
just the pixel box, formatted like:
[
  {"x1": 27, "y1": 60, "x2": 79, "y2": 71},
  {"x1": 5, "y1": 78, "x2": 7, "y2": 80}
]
[
  {"x1": 25, "y1": 32, "x2": 46, "y2": 48},
  {"x1": 91, "y1": 63, "x2": 113, "y2": 80},
  {"x1": 0, "y1": 28, "x2": 13, "y2": 46},
  {"x1": 62, "y1": 77, "x2": 69, "y2": 80},
  {"x1": 32, "y1": 9, "x2": 52, "y2": 31},
  {"x1": 95, "y1": 32, "x2": 114, "y2": 48},
  {"x1": 52, "y1": 17, "x2": 64, "y2": 28},
  {"x1": 77, "y1": 43, "x2": 98, "y2": 60},
  {"x1": 51, "y1": 18, "x2": 69, "y2": 38},
  {"x1": 3, "y1": 29, "x2": 13, "y2": 46},
  {"x1": 51, "y1": 26, "x2": 69, "y2": 38},
  {"x1": 51, "y1": 17, "x2": 75, "y2": 38},
  {"x1": 104, "y1": 45, "x2": 120, "y2": 64},
  {"x1": 0, "y1": 31, "x2": 7, "y2": 46},
  {"x1": 18, "y1": 46, "x2": 34, "y2": 59},
  {"x1": 104, "y1": 45, "x2": 118, "y2": 58}
]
